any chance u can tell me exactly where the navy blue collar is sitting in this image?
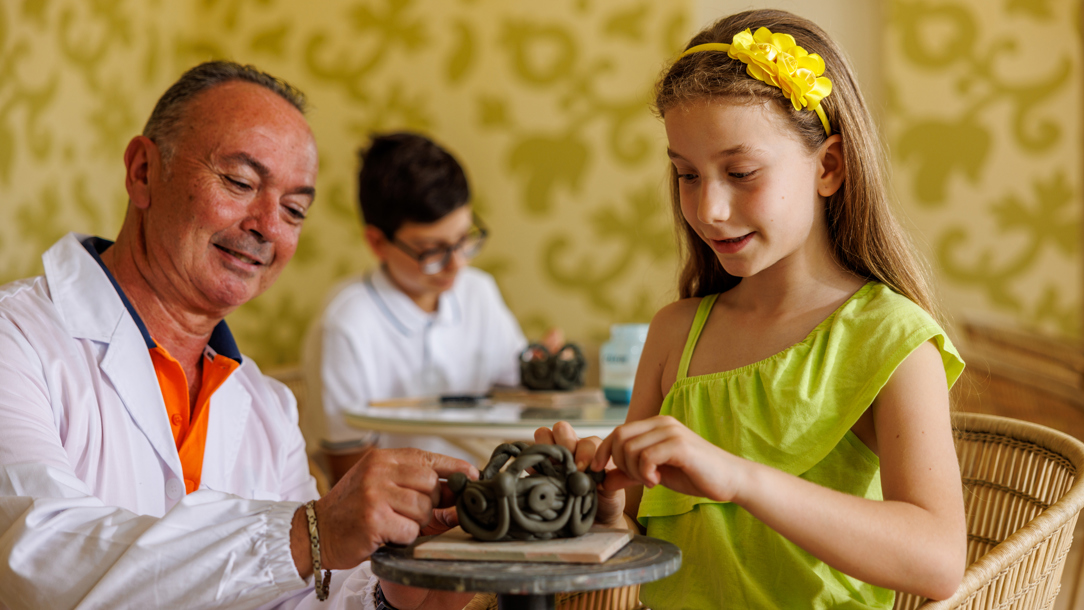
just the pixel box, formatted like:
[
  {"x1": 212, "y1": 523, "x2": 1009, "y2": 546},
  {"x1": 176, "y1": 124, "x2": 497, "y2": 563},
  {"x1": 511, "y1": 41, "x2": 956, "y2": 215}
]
[{"x1": 81, "y1": 237, "x2": 243, "y2": 364}]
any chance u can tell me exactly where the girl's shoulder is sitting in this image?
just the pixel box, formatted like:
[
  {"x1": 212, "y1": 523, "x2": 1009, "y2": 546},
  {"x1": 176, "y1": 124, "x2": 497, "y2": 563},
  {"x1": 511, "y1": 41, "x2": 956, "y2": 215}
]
[
  {"x1": 641, "y1": 297, "x2": 709, "y2": 395},
  {"x1": 834, "y1": 282, "x2": 941, "y2": 333},
  {"x1": 650, "y1": 296, "x2": 706, "y2": 342},
  {"x1": 653, "y1": 296, "x2": 704, "y2": 322}
]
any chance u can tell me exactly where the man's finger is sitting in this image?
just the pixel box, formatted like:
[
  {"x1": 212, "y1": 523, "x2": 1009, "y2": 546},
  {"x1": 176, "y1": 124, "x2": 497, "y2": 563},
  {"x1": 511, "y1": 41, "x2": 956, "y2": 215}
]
[
  {"x1": 437, "y1": 479, "x2": 459, "y2": 508},
  {"x1": 419, "y1": 506, "x2": 461, "y2": 538},
  {"x1": 433, "y1": 506, "x2": 459, "y2": 529},
  {"x1": 425, "y1": 452, "x2": 479, "y2": 480},
  {"x1": 378, "y1": 477, "x2": 437, "y2": 524},
  {"x1": 379, "y1": 513, "x2": 425, "y2": 547},
  {"x1": 385, "y1": 462, "x2": 442, "y2": 495},
  {"x1": 428, "y1": 479, "x2": 442, "y2": 508}
]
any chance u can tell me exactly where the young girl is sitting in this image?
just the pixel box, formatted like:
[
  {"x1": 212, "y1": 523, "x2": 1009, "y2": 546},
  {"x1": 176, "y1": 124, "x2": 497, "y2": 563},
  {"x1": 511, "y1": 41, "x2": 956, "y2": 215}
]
[{"x1": 539, "y1": 9, "x2": 966, "y2": 609}]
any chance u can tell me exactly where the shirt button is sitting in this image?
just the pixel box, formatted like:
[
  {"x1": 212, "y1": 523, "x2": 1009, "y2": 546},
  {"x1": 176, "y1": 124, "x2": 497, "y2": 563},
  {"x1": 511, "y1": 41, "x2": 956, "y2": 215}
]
[
  {"x1": 170, "y1": 414, "x2": 182, "y2": 427},
  {"x1": 184, "y1": 479, "x2": 197, "y2": 493},
  {"x1": 165, "y1": 478, "x2": 185, "y2": 500}
]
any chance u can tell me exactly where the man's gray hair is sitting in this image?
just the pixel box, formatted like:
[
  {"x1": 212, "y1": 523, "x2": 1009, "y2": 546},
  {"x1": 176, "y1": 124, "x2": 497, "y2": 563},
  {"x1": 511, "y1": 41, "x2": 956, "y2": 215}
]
[{"x1": 142, "y1": 60, "x2": 307, "y2": 167}]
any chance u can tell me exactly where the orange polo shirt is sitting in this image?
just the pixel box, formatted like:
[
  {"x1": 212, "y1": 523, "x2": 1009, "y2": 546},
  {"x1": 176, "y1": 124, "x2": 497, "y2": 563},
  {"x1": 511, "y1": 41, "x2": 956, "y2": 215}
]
[
  {"x1": 82, "y1": 236, "x2": 245, "y2": 496},
  {"x1": 150, "y1": 345, "x2": 240, "y2": 493}
]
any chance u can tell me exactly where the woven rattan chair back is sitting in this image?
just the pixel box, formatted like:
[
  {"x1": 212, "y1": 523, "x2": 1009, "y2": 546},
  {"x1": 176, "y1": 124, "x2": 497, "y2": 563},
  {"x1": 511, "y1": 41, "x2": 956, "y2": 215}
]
[{"x1": 893, "y1": 413, "x2": 1084, "y2": 609}]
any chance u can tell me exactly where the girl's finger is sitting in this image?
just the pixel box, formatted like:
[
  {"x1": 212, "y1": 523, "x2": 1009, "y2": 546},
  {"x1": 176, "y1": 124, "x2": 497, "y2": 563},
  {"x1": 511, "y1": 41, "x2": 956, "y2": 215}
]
[
  {"x1": 593, "y1": 417, "x2": 659, "y2": 472},
  {"x1": 534, "y1": 426, "x2": 557, "y2": 445},
  {"x1": 638, "y1": 434, "x2": 692, "y2": 486},
  {"x1": 592, "y1": 431, "x2": 617, "y2": 472},
  {"x1": 617, "y1": 424, "x2": 677, "y2": 486},
  {"x1": 600, "y1": 468, "x2": 640, "y2": 491},
  {"x1": 573, "y1": 437, "x2": 602, "y2": 472},
  {"x1": 551, "y1": 420, "x2": 580, "y2": 451},
  {"x1": 608, "y1": 428, "x2": 631, "y2": 478}
]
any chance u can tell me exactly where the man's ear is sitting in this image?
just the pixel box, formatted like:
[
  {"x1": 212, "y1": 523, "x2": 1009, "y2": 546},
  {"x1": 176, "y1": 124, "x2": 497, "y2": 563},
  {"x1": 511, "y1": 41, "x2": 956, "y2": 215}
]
[
  {"x1": 363, "y1": 225, "x2": 390, "y2": 262},
  {"x1": 816, "y1": 133, "x2": 845, "y2": 198},
  {"x1": 123, "y1": 136, "x2": 159, "y2": 210}
]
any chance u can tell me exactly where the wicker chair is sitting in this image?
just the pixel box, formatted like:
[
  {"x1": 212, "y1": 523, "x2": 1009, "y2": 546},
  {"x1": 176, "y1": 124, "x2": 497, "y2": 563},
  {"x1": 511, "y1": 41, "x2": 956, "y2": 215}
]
[{"x1": 893, "y1": 412, "x2": 1084, "y2": 609}]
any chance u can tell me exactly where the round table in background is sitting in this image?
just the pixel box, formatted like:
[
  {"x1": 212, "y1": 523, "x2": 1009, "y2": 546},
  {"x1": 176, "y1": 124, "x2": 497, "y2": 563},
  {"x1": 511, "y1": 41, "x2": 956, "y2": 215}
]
[
  {"x1": 371, "y1": 534, "x2": 681, "y2": 610},
  {"x1": 344, "y1": 401, "x2": 629, "y2": 463}
]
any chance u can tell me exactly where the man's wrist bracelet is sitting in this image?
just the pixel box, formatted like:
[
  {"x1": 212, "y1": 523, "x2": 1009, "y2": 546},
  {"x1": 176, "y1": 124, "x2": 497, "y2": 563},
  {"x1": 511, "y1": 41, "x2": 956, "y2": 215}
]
[{"x1": 304, "y1": 500, "x2": 332, "y2": 601}]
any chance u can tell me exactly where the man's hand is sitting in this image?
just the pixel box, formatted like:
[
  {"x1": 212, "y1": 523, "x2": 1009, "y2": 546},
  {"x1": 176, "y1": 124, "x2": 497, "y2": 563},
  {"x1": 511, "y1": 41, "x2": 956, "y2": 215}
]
[
  {"x1": 291, "y1": 448, "x2": 477, "y2": 577},
  {"x1": 419, "y1": 504, "x2": 460, "y2": 537},
  {"x1": 540, "y1": 327, "x2": 565, "y2": 354}
]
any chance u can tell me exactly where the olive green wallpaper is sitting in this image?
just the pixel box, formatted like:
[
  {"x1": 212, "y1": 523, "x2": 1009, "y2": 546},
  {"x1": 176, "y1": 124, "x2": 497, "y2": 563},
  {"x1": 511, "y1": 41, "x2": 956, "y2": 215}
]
[
  {"x1": 885, "y1": 0, "x2": 1083, "y2": 337},
  {"x1": 1, "y1": 0, "x2": 690, "y2": 368},
  {"x1": 5, "y1": 0, "x2": 1082, "y2": 370}
]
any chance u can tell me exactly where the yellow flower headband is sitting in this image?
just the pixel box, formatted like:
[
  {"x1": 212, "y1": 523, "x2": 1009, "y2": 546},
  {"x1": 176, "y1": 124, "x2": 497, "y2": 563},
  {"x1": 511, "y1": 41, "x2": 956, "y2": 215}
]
[{"x1": 679, "y1": 27, "x2": 833, "y2": 135}]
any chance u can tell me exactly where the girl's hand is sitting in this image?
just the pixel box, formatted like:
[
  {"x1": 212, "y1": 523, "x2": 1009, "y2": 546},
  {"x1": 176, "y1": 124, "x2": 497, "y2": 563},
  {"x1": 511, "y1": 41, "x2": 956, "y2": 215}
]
[
  {"x1": 592, "y1": 415, "x2": 747, "y2": 503},
  {"x1": 534, "y1": 421, "x2": 626, "y2": 528}
]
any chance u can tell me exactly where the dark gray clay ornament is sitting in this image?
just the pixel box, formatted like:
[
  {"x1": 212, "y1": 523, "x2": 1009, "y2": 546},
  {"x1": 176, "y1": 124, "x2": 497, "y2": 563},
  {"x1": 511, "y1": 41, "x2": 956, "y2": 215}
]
[
  {"x1": 519, "y1": 343, "x2": 587, "y2": 391},
  {"x1": 448, "y1": 442, "x2": 605, "y2": 541}
]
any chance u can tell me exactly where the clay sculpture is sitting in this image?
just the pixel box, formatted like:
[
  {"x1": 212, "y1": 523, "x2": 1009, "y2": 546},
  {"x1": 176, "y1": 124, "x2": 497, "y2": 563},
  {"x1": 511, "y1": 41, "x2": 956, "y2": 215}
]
[
  {"x1": 448, "y1": 442, "x2": 605, "y2": 541},
  {"x1": 519, "y1": 343, "x2": 587, "y2": 391}
]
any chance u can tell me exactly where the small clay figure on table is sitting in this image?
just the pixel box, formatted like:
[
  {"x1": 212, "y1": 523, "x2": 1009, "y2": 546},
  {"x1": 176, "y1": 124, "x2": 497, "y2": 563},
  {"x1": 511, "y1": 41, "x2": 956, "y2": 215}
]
[{"x1": 519, "y1": 343, "x2": 588, "y2": 391}]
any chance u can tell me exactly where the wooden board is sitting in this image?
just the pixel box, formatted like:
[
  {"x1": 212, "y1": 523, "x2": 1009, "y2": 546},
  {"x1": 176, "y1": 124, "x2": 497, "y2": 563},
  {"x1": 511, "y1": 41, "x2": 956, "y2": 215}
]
[{"x1": 413, "y1": 526, "x2": 632, "y2": 564}]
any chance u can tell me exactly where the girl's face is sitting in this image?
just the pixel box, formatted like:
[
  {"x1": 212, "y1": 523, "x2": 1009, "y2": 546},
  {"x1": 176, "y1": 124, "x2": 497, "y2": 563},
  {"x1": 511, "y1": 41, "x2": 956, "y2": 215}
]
[{"x1": 665, "y1": 99, "x2": 842, "y2": 283}]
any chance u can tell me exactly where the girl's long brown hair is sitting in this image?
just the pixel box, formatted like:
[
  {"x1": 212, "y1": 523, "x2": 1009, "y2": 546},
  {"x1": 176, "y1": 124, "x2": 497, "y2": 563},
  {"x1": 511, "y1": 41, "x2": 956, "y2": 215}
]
[{"x1": 657, "y1": 9, "x2": 939, "y2": 318}]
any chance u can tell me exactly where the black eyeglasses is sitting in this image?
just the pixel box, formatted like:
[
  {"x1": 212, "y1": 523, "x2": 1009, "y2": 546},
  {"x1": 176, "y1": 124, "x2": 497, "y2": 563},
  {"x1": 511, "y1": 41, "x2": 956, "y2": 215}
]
[{"x1": 392, "y1": 216, "x2": 489, "y2": 275}]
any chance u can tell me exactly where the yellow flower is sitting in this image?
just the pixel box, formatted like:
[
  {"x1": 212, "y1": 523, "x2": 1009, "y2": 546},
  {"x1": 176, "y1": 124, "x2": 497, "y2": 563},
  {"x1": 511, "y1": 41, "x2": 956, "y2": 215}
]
[
  {"x1": 680, "y1": 26, "x2": 833, "y2": 134},
  {"x1": 728, "y1": 27, "x2": 832, "y2": 112}
]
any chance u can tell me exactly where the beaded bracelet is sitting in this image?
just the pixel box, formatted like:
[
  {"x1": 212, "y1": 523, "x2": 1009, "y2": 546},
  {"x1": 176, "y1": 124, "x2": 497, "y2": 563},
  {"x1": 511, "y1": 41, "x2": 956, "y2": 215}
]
[{"x1": 304, "y1": 500, "x2": 332, "y2": 601}]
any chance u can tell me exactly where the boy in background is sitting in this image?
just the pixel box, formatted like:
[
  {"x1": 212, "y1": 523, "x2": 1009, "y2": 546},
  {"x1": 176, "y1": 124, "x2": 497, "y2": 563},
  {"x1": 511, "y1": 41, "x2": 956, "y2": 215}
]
[{"x1": 309, "y1": 132, "x2": 529, "y2": 475}]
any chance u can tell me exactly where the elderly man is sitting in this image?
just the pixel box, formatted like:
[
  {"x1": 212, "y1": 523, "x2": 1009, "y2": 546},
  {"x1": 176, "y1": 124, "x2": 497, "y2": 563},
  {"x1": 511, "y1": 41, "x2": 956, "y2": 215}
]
[{"x1": 0, "y1": 61, "x2": 475, "y2": 610}]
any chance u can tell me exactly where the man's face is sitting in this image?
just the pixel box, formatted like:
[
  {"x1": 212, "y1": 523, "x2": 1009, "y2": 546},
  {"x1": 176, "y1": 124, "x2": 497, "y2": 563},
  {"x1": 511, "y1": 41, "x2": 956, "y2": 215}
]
[{"x1": 138, "y1": 81, "x2": 318, "y2": 315}]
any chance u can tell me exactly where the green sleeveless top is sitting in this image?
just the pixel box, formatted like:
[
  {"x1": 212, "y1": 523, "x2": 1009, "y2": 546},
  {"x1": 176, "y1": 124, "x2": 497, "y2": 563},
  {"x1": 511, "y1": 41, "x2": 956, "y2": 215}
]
[{"x1": 638, "y1": 282, "x2": 965, "y2": 609}]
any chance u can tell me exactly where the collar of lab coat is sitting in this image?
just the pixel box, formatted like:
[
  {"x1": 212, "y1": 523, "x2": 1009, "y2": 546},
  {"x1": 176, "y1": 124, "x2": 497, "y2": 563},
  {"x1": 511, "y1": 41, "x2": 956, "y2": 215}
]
[
  {"x1": 41, "y1": 233, "x2": 252, "y2": 484},
  {"x1": 76, "y1": 236, "x2": 243, "y2": 364},
  {"x1": 365, "y1": 265, "x2": 462, "y2": 337},
  {"x1": 44, "y1": 233, "x2": 132, "y2": 345}
]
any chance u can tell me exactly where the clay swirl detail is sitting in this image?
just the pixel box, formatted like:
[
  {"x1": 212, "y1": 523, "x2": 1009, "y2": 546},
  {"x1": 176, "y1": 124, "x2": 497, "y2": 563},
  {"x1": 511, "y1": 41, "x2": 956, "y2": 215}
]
[{"x1": 448, "y1": 442, "x2": 605, "y2": 541}]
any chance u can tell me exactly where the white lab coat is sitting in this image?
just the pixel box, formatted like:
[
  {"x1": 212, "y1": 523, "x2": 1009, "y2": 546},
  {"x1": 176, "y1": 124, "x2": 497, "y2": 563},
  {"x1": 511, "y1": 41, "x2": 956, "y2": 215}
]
[{"x1": 0, "y1": 234, "x2": 379, "y2": 609}]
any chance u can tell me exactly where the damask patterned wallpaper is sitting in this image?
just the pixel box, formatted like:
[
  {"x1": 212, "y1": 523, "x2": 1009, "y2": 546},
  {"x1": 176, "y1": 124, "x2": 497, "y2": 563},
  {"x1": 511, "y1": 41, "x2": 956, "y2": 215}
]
[
  {"x1": 0, "y1": 0, "x2": 690, "y2": 368},
  {"x1": 885, "y1": 0, "x2": 1083, "y2": 338},
  {"x1": 4, "y1": 0, "x2": 1081, "y2": 371}
]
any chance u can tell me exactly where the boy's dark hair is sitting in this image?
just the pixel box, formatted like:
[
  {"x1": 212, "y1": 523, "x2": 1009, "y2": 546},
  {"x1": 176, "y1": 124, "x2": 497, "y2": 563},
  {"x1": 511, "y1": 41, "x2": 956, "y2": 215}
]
[{"x1": 357, "y1": 132, "x2": 471, "y2": 238}]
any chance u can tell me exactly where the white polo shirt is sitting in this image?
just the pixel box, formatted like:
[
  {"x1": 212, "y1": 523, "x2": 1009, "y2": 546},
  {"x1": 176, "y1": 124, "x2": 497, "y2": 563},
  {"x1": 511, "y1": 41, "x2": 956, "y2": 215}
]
[{"x1": 315, "y1": 265, "x2": 526, "y2": 459}]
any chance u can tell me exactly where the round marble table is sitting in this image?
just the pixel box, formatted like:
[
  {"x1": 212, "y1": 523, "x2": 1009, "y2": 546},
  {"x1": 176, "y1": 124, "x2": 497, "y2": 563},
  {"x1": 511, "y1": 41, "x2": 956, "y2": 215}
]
[
  {"x1": 371, "y1": 534, "x2": 681, "y2": 610},
  {"x1": 344, "y1": 401, "x2": 630, "y2": 463}
]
